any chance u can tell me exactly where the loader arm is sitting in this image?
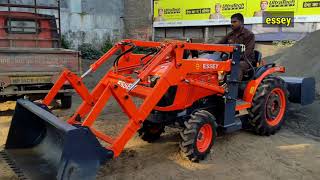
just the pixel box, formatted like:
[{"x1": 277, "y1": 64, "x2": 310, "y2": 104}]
[
  {"x1": 4, "y1": 40, "x2": 242, "y2": 179},
  {"x1": 42, "y1": 39, "x2": 237, "y2": 152}
]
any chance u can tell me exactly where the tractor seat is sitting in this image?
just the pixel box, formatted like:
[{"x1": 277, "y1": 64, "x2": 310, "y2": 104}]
[
  {"x1": 242, "y1": 50, "x2": 262, "y2": 81},
  {"x1": 253, "y1": 50, "x2": 262, "y2": 67}
]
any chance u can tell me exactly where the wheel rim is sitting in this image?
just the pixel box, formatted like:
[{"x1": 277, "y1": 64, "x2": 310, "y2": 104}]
[
  {"x1": 265, "y1": 88, "x2": 286, "y2": 126},
  {"x1": 196, "y1": 124, "x2": 213, "y2": 153}
]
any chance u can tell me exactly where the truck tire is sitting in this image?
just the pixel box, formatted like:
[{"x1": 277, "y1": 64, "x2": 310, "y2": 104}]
[
  {"x1": 138, "y1": 121, "x2": 165, "y2": 143},
  {"x1": 61, "y1": 95, "x2": 72, "y2": 109},
  {"x1": 248, "y1": 76, "x2": 288, "y2": 136},
  {"x1": 180, "y1": 110, "x2": 217, "y2": 162}
]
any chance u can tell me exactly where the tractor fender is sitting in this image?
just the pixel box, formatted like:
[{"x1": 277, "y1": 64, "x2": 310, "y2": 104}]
[
  {"x1": 253, "y1": 63, "x2": 276, "y2": 79},
  {"x1": 243, "y1": 65, "x2": 285, "y2": 102}
]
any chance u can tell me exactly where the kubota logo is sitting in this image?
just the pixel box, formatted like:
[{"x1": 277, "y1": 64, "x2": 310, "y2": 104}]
[{"x1": 117, "y1": 80, "x2": 133, "y2": 90}]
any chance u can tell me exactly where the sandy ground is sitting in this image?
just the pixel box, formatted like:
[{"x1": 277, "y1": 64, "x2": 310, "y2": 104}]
[
  {"x1": 1, "y1": 99, "x2": 320, "y2": 180},
  {"x1": 1, "y1": 41, "x2": 320, "y2": 179},
  {"x1": 0, "y1": 102, "x2": 15, "y2": 180},
  {"x1": 255, "y1": 42, "x2": 288, "y2": 58}
]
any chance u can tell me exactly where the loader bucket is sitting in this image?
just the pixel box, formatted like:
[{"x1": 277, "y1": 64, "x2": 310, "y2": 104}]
[{"x1": 3, "y1": 99, "x2": 114, "y2": 180}]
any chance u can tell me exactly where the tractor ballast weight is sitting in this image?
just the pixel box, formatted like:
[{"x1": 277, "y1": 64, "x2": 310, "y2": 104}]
[
  {"x1": 2, "y1": 39, "x2": 315, "y2": 179},
  {"x1": 279, "y1": 76, "x2": 315, "y2": 105}
]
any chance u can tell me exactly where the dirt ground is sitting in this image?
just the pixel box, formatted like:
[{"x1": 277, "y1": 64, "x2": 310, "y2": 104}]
[
  {"x1": 1, "y1": 99, "x2": 320, "y2": 180},
  {"x1": 1, "y1": 40, "x2": 320, "y2": 179}
]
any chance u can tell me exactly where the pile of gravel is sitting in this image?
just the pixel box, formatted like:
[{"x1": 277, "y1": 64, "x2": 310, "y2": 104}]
[{"x1": 267, "y1": 30, "x2": 320, "y2": 94}]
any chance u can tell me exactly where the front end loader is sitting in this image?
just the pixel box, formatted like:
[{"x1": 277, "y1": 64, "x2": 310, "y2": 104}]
[{"x1": 1, "y1": 40, "x2": 315, "y2": 179}]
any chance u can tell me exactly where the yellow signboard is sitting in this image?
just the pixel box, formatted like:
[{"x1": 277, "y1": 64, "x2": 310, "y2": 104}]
[
  {"x1": 153, "y1": 0, "x2": 320, "y2": 27},
  {"x1": 298, "y1": 0, "x2": 320, "y2": 15}
]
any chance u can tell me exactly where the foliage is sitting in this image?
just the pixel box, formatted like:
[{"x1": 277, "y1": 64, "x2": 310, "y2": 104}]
[
  {"x1": 273, "y1": 40, "x2": 296, "y2": 47},
  {"x1": 101, "y1": 39, "x2": 114, "y2": 53},
  {"x1": 78, "y1": 43, "x2": 102, "y2": 60},
  {"x1": 61, "y1": 35, "x2": 72, "y2": 49}
]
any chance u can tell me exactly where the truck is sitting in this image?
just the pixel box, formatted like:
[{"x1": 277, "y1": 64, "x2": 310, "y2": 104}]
[{"x1": 0, "y1": 1, "x2": 81, "y2": 108}]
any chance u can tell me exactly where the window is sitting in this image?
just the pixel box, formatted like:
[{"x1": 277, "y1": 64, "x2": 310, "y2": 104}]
[{"x1": 7, "y1": 19, "x2": 38, "y2": 34}]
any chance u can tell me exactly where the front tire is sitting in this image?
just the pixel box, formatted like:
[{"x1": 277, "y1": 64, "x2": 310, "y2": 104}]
[
  {"x1": 248, "y1": 76, "x2": 288, "y2": 135},
  {"x1": 138, "y1": 121, "x2": 165, "y2": 143},
  {"x1": 180, "y1": 110, "x2": 217, "y2": 162}
]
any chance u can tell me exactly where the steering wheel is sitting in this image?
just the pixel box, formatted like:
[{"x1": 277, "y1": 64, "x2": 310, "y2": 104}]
[{"x1": 220, "y1": 52, "x2": 230, "y2": 61}]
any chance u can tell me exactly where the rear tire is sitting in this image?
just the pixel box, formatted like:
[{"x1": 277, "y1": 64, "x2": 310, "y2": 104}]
[
  {"x1": 61, "y1": 95, "x2": 72, "y2": 109},
  {"x1": 248, "y1": 76, "x2": 288, "y2": 135},
  {"x1": 138, "y1": 121, "x2": 165, "y2": 143},
  {"x1": 180, "y1": 110, "x2": 217, "y2": 162}
]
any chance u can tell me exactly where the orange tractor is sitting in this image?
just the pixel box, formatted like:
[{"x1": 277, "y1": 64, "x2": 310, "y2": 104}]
[{"x1": 2, "y1": 40, "x2": 315, "y2": 179}]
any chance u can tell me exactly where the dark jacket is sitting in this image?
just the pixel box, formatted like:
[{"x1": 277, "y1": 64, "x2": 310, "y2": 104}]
[{"x1": 218, "y1": 27, "x2": 255, "y2": 63}]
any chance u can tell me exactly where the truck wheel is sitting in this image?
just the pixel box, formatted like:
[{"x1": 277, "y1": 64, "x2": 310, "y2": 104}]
[
  {"x1": 180, "y1": 110, "x2": 217, "y2": 162},
  {"x1": 248, "y1": 76, "x2": 288, "y2": 136},
  {"x1": 61, "y1": 95, "x2": 72, "y2": 109},
  {"x1": 138, "y1": 121, "x2": 165, "y2": 143}
]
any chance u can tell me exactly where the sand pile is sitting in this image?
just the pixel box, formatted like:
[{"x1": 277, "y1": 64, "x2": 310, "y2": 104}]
[
  {"x1": 267, "y1": 30, "x2": 320, "y2": 95},
  {"x1": 266, "y1": 30, "x2": 320, "y2": 137}
]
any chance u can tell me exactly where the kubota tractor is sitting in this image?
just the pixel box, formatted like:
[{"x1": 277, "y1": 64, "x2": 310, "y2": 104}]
[{"x1": 1, "y1": 40, "x2": 315, "y2": 179}]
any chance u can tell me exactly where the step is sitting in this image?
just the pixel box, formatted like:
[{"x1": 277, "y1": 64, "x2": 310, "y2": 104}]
[
  {"x1": 235, "y1": 99, "x2": 251, "y2": 111},
  {"x1": 224, "y1": 117, "x2": 242, "y2": 133}
]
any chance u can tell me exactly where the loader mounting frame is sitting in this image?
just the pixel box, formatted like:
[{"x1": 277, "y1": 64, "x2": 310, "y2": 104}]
[{"x1": 42, "y1": 39, "x2": 245, "y2": 157}]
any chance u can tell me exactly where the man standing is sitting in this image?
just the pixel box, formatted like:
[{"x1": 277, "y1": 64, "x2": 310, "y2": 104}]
[
  {"x1": 154, "y1": 8, "x2": 165, "y2": 22},
  {"x1": 254, "y1": 0, "x2": 268, "y2": 17},
  {"x1": 218, "y1": 13, "x2": 255, "y2": 80},
  {"x1": 209, "y1": 3, "x2": 225, "y2": 19}
]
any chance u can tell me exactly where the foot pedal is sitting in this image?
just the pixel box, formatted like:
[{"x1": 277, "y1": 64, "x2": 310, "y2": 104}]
[{"x1": 236, "y1": 110, "x2": 249, "y2": 117}]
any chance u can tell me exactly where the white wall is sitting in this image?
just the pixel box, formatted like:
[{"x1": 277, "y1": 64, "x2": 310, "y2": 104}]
[{"x1": 61, "y1": 0, "x2": 124, "y2": 48}]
